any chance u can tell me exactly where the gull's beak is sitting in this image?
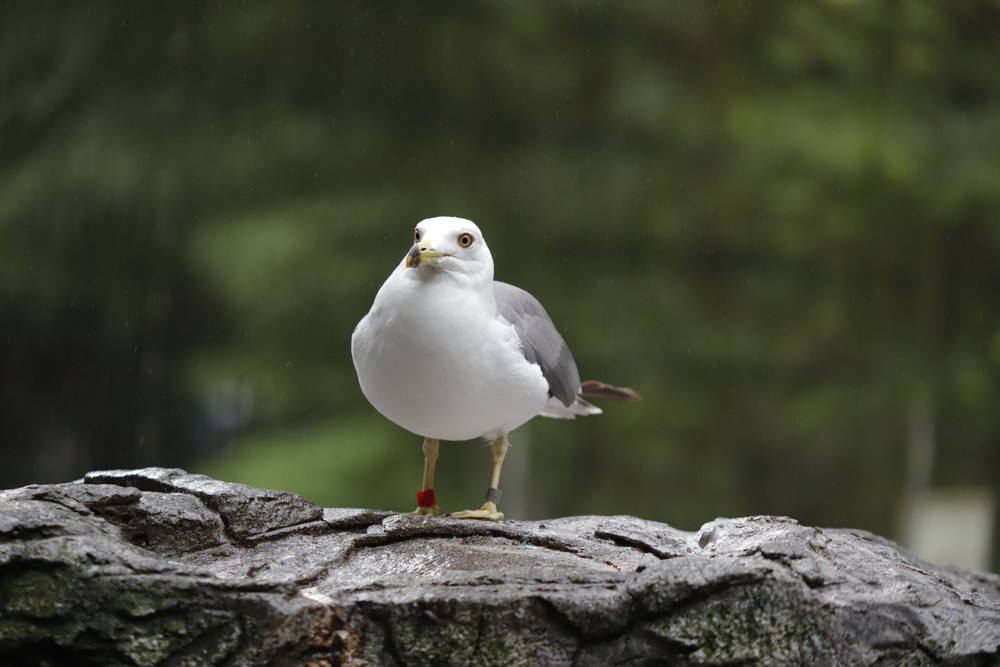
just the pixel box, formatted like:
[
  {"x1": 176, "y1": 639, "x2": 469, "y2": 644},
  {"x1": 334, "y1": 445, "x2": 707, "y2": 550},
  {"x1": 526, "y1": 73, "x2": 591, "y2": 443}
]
[{"x1": 405, "y1": 241, "x2": 449, "y2": 269}]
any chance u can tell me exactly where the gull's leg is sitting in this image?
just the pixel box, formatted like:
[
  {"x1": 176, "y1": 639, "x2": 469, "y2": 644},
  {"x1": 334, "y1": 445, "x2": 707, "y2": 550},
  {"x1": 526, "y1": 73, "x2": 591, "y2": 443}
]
[
  {"x1": 450, "y1": 435, "x2": 508, "y2": 521},
  {"x1": 411, "y1": 437, "x2": 441, "y2": 516}
]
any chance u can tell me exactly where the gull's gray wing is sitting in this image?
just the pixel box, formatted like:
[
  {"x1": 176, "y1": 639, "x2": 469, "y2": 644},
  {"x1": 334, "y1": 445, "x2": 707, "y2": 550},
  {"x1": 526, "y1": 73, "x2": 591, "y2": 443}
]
[{"x1": 493, "y1": 281, "x2": 581, "y2": 407}]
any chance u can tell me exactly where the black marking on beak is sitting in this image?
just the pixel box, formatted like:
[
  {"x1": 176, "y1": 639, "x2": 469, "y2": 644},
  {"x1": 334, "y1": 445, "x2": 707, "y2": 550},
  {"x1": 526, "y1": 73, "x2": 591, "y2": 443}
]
[{"x1": 405, "y1": 244, "x2": 422, "y2": 269}]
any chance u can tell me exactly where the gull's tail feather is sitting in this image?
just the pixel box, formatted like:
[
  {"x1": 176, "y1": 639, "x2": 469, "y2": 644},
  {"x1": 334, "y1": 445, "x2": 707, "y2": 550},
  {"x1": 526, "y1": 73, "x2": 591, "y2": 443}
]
[
  {"x1": 539, "y1": 395, "x2": 602, "y2": 419},
  {"x1": 539, "y1": 380, "x2": 640, "y2": 420},
  {"x1": 580, "y1": 380, "x2": 642, "y2": 402}
]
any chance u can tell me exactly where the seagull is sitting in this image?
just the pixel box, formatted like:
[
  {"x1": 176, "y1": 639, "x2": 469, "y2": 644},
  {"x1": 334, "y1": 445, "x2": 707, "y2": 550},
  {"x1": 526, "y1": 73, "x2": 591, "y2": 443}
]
[{"x1": 351, "y1": 216, "x2": 639, "y2": 520}]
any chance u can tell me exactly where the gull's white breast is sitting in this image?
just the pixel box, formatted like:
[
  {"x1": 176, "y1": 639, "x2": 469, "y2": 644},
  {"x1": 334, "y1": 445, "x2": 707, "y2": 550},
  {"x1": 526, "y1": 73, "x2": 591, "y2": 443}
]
[{"x1": 351, "y1": 266, "x2": 550, "y2": 441}]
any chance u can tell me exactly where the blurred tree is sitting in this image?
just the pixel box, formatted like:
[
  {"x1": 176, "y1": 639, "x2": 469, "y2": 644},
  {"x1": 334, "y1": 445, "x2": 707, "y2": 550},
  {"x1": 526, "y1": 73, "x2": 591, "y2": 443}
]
[{"x1": 2, "y1": 0, "x2": 999, "y2": 567}]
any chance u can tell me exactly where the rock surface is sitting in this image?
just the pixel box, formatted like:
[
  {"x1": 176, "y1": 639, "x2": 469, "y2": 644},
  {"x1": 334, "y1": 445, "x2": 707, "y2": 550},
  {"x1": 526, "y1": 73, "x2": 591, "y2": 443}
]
[{"x1": 0, "y1": 468, "x2": 997, "y2": 666}]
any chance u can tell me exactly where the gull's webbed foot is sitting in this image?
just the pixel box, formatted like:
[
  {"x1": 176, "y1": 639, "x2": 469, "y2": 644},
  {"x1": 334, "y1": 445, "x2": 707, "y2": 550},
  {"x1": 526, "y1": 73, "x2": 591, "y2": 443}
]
[
  {"x1": 448, "y1": 501, "x2": 504, "y2": 521},
  {"x1": 411, "y1": 504, "x2": 441, "y2": 516}
]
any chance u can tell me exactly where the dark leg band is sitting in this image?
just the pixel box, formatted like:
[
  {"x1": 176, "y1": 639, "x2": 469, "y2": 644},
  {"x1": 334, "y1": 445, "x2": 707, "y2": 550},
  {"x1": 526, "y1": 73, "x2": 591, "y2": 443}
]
[{"x1": 485, "y1": 487, "x2": 503, "y2": 505}]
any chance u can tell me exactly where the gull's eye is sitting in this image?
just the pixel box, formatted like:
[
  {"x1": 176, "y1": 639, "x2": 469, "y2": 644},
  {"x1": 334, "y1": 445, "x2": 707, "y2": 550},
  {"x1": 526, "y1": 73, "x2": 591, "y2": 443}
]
[
  {"x1": 457, "y1": 233, "x2": 475, "y2": 248},
  {"x1": 414, "y1": 228, "x2": 422, "y2": 242}
]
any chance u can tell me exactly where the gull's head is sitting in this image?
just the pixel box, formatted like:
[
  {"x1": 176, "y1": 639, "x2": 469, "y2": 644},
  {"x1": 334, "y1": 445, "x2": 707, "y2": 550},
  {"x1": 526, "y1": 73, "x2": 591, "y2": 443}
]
[{"x1": 404, "y1": 216, "x2": 493, "y2": 280}]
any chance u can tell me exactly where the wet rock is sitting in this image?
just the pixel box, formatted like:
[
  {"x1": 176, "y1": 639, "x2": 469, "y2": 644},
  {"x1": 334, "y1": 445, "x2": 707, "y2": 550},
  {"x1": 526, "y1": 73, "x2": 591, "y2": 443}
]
[
  {"x1": 0, "y1": 468, "x2": 997, "y2": 666},
  {"x1": 2, "y1": 482, "x2": 225, "y2": 556},
  {"x1": 83, "y1": 468, "x2": 323, "y2": 540}
]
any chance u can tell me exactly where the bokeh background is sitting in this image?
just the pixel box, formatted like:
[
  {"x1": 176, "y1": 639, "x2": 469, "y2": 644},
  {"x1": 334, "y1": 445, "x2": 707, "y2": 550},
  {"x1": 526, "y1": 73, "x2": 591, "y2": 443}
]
[{"x1": 2, "y1": 1, "x2": 998, "y2": 571}]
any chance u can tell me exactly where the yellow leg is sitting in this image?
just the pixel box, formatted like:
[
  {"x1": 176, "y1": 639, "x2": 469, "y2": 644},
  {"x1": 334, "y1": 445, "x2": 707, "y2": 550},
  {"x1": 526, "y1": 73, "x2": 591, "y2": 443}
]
[
  {"x1": 411, "y1": 438, "x2": 441, "y2": 516},
  {"x1": 450, "y1": 436, "x2": 508, "y2": 521}
]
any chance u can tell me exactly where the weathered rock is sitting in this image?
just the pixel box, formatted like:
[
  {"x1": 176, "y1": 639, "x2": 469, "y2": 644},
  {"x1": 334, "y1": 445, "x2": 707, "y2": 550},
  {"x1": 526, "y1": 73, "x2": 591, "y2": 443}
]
[
  {"x1": 83, "y1": 468, "x2": 324, "y2": 540},
  {"x1": 0, "y1": 469, "x2": 997, "y2": 666}
]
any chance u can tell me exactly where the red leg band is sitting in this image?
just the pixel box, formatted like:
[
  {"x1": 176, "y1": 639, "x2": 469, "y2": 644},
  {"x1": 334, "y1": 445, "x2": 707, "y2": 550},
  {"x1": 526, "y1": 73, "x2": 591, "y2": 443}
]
[{"x1": 417, "y1": 489, "x2": 436, "y2": 508}]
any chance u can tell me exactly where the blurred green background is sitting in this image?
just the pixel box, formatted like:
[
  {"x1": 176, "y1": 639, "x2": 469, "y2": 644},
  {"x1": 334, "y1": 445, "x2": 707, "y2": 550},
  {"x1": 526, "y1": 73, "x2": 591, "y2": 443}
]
[{"x1": 2, "y1": 1, "x2": 999, "y2": 569}]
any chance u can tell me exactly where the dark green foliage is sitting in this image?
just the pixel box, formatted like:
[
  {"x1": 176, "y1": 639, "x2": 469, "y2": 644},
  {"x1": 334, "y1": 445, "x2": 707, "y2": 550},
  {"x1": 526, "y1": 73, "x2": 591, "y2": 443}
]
[{"x1": 2, "y1": 2, "x2": 999, "y2": 564}]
